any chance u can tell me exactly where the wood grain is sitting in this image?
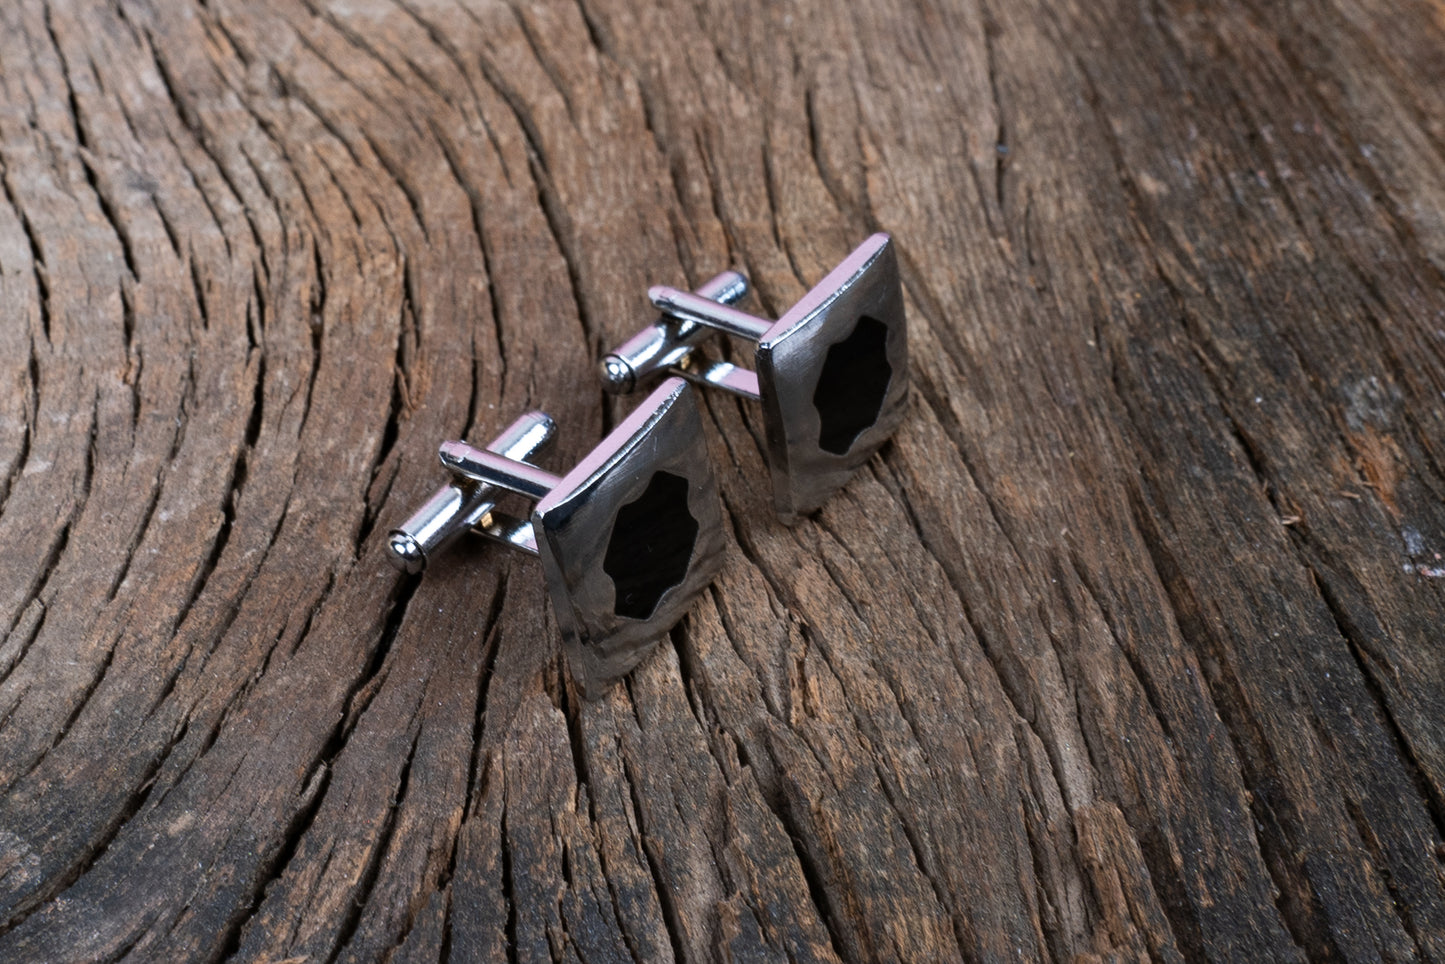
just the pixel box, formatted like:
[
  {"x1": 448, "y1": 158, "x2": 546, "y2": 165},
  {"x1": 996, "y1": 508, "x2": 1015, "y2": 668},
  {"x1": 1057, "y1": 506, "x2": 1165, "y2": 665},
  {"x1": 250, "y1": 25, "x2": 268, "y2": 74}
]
[{"x1": 0, "y1": 0, "x2": 1442, "y2": 960}]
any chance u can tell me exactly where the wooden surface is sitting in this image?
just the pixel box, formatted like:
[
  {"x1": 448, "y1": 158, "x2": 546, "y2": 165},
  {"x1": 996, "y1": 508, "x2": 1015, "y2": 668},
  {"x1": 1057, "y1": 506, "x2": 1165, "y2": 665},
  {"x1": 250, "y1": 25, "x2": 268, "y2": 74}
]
[{"x1": 0, "y1": 0, "x2": 1443, "y2": 959}]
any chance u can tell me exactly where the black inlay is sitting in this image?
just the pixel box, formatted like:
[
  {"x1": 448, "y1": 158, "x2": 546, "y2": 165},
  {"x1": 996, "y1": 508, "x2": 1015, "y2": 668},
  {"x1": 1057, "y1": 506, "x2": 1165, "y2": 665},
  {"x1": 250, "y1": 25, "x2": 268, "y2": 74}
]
[
  {"x1": 603, "y1": 471, "x2": 698, "y2": 621},
  {"x1": 813, "y1": 315, "x2": 892, "y2": 455}
]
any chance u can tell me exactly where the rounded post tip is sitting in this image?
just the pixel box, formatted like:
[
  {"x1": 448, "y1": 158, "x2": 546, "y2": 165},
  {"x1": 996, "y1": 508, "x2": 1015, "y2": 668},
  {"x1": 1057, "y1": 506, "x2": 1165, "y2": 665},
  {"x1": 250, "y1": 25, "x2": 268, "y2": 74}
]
[
  {"x1": 706, "y1": 270, "x2": 749, "y2": 306},
  {"x1": 387, "y1": 530, "x2": 426, "y2": 574},
  {"x1": 599, "y1": 354, "x2": 635, "y2": 394}
]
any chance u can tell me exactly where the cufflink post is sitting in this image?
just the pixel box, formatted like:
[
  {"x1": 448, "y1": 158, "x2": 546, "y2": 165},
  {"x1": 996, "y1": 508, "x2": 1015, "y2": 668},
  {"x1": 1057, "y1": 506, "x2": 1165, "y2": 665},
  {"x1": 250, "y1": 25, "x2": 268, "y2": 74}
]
[
  {"x1": 432, "y1": 439, "x2": 565, "y2": 555},
  {"x1": 598, "y1": 270, "x2": 754, "y2": 398},
  {"x1": 387, "y1": 410, "x2": 556, "y2": 573}
]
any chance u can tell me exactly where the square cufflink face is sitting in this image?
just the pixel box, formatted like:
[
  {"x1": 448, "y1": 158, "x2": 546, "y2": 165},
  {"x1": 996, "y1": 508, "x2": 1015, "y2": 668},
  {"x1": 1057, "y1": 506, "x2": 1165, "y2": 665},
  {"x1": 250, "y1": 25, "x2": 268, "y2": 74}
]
[
  {"x1": 756, "y1": 233, "x2": 909, "y2": 522},
  {"x1": 532, "y1": 378, "x2": 725, "y2": 697}
]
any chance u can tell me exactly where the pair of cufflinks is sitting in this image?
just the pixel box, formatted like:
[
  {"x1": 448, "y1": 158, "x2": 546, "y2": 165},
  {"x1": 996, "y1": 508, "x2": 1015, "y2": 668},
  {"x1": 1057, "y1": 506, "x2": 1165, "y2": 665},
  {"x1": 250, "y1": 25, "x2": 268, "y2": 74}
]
[{"x1": 386, "y1": 234, "x2": 907, "y2": 697}]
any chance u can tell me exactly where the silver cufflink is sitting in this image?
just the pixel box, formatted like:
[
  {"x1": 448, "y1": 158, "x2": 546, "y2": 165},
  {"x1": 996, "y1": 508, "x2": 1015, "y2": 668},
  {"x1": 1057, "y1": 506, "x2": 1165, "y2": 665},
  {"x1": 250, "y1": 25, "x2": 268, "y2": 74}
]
[
  {"x1": 387, "y1": 378, "x2": 724, "y2": 697},
  {"x1": 600, "y1": 233, "x2": 907, "y2": 522}
]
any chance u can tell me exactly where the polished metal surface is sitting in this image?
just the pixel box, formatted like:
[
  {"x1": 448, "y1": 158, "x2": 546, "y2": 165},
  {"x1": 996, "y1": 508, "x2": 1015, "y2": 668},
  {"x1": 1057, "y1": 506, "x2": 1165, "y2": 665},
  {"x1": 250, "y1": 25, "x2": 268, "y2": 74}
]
[
  {"x1": 533, "y1": 377, "x2": 724, "y2": 699},
  {"x1": 475, "y1": 511, "x2": 540, "y2": 555},
  {"x1": 598, "y1": 271, "x2": 748, "y2": 394},
  {"x1": 599, "y1": 233, "x2": 909, "y2": 523},
  {"x1": 438, "y1": 442, "x2": 564, "y2": 500},
  {"x1": 672, "y1": 354, "x2": 762, "y2": 400},
  {"x1": 386, "y1": 411, "x2": 556, "y2": 572},
  {"x1": 647, "y1": 286, "x2": 774, "y2": 340}
]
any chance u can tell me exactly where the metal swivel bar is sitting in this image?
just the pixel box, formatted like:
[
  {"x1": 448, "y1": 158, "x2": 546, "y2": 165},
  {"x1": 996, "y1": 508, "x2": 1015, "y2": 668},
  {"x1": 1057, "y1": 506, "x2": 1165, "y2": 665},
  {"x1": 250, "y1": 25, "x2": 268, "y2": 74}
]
[
  {"x1": 598, "y1": 270, "x2": 762, "y2": 400},
  {"x1": 386, "y1": 410, "x2": 554, "y2": 572}
]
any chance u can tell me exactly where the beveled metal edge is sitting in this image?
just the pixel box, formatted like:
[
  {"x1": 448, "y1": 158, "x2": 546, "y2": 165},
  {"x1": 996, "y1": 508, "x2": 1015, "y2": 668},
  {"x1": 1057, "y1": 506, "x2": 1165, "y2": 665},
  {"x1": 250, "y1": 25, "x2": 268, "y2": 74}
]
[
  {"x1": 757, "y1": 232, "x2": 893, "y2": 351},
  {"x1": 532, "y1": 376, "x2": 691, "y2": 524}
]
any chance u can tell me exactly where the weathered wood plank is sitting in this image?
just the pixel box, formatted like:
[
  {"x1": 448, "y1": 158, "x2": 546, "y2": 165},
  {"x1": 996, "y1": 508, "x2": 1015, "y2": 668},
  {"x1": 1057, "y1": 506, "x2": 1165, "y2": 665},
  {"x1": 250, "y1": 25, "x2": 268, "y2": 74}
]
[{"x1": 0, "y1": 0, "x2": 1442, "y2": 960}]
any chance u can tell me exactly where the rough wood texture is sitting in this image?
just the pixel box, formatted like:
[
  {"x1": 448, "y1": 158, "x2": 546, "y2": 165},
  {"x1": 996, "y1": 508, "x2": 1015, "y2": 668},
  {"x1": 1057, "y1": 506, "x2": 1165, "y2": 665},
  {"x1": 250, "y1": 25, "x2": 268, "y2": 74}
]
[{"x1": 0, "y1": 0, "x2": 1443, "y2": 959}]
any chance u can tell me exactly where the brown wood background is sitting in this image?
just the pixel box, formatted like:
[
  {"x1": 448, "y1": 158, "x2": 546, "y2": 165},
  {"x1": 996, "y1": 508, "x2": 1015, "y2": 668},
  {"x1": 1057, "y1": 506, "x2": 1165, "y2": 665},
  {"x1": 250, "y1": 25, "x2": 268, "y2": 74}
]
[{"x1": 1, "y1": 0, "x2": 1443, "y2": 959}]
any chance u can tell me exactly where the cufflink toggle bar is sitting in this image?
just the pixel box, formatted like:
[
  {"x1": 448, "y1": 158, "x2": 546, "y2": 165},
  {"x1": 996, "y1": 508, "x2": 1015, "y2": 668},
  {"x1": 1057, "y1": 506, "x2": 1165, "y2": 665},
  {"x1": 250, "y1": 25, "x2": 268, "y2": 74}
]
[{"x1": 388, "y1": 410, "x2": 557, "y2": 573}]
